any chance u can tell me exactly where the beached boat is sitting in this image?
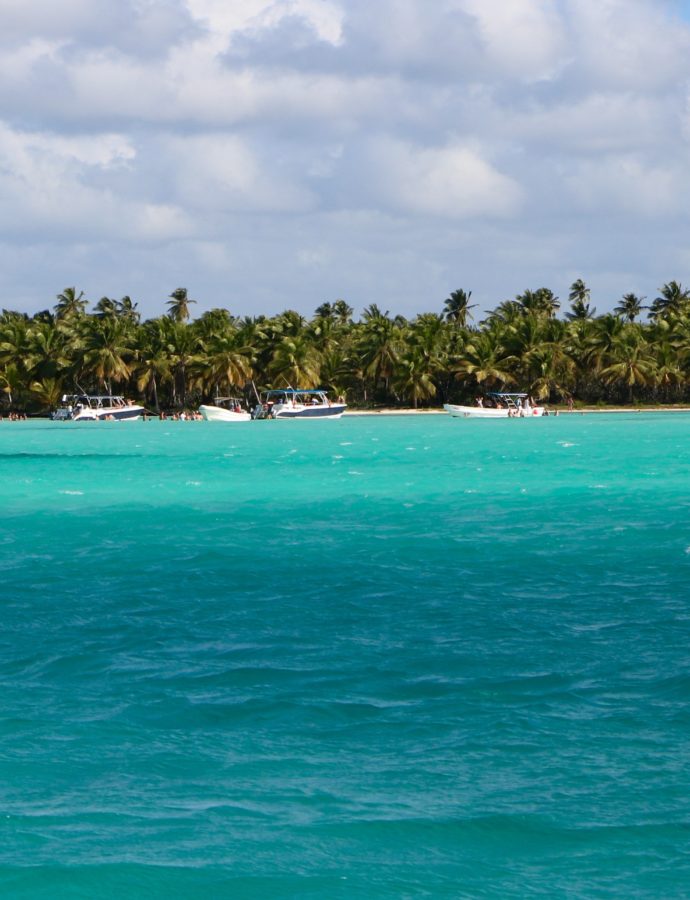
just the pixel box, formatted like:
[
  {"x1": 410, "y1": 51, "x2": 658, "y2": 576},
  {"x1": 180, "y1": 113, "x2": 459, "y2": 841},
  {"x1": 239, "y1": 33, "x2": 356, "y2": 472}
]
[
  {"x1": 444, "y1": 392, "x2": 546, "y2": 419},
  {"x1": 198, "y1": 397, "x2": 251, "y2": 422},
  {"x1": 52, "y1": 394, "x2": 145, "y2": 421},
  {"x1": 252, "y1": 389, "x2": 346, "y2": 420}
]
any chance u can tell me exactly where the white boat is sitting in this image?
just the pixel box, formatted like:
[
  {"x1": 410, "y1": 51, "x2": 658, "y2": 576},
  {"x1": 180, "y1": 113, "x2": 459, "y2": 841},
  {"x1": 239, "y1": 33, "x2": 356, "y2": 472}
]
[
  {"x1": 444, "y1": 392, "x2": 546, "y2": 419},
  {"x1": 52, "y1": 394, "x2": 145, "y2": 421},
  {"x1": 199, "y1": 397, "x2": 251, "y2": 422},
  {"x1": 252, "y1": 389, "x2": 346, "y2": 420}
]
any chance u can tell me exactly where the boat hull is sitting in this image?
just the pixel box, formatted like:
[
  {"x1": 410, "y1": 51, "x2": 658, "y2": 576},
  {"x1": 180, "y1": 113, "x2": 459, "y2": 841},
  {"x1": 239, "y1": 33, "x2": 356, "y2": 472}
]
[
  {"x1": 93, "y1": 406, "x2": 143, "y2": 421},
  {"x1": 52, "y1": 394, "x2": 145, "y2": 421},
  {"x1": 444, "y1": 404, "x2": 545, "y2": 418},
  {"x1": 199, "y1": 405, "x2": 251, "y2": 422},
  {"x1": 272, "y1": 404, "x2": 346, "y2": 419},
  {"x1": 58, "y1": 406, "x2": 144, "y2": 421}
]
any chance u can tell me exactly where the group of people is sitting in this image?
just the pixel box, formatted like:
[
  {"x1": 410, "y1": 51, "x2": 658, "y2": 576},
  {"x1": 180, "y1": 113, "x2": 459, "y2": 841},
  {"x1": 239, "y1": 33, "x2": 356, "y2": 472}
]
[
  {"x1": 473, "y1": 395, "x2": 561, "y2": 417},
  {"x1": 475, "y1": 395, "x2": 537, "y2": 412},
  {"x1": 155, "y1": 411, "x2": 204, "y2": 421},
  {"x1": 0, "y1": 412, "x2": 28, "y2": 421}
]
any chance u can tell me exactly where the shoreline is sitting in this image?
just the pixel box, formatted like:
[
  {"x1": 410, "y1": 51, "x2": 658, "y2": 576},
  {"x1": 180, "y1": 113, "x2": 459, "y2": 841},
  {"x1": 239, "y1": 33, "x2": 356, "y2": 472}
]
[
  {"x1": 347, "y1": 406, "x2": 690, "y2": 415},
  {"x1": 5, "y1": 406, "x2": 690, "y2": 421}
]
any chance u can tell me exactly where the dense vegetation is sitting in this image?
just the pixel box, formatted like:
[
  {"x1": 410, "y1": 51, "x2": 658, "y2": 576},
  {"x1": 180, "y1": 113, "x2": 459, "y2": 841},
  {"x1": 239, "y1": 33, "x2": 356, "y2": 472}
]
[{"x1": 2, "y1": 280, "x2": 690, "y2": 413}]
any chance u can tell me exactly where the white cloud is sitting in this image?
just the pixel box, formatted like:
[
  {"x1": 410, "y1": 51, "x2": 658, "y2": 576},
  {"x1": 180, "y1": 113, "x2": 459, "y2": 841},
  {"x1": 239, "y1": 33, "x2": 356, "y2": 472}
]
[
  {"x1": 1, "y1": 0, "x2": 690, "y2": 317},
  {"x1": 461, "y1": 0, "x2": 568, "y2": 81},
  {"x1": 184, "y1": 0, "x2": 343, "y2": 50},
  {"x1": 500, "y1": 91, "x2": 671, "y2": 154},
  {"x1": 563, "y1": 155, "x2": 685, "y2": 217},
  {"x1": 567, "y1": 0, "x2": 690, "y2": 91},
  {"x1": 0, "y1": 122, "x2": 189, "y2": 241},
  {"x1": 371, "y1": 139, "x2": 524, "y2": 219},
  {"x1": 165, "y1": 133, "x2": 316, "y2": 213}
]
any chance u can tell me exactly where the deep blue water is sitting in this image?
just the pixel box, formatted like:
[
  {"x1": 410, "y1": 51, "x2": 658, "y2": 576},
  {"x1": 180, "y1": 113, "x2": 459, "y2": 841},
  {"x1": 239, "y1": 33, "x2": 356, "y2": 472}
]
[{"x1": 2, "y1": 414, "x2": 690, "y2": 898}]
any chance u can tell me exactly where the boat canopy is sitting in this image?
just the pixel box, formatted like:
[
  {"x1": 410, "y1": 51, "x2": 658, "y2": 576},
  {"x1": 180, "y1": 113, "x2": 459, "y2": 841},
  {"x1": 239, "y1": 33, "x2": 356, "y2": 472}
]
[
  {"x1": 487, "y1": 392, "x2": 528, "y2": 398},
  {"x1": 265, "y1": 389, "x2": 328, "y2": 396},
  {"x1": 61, "y1": 394, "x2": 126, "y2": 403}
]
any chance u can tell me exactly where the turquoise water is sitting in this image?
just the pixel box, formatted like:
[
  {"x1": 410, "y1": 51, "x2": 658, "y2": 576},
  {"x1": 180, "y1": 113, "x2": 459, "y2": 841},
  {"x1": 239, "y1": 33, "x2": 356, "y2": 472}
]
[{"x1": 2, "y1": 414, "x2": 690, "y2": 898}]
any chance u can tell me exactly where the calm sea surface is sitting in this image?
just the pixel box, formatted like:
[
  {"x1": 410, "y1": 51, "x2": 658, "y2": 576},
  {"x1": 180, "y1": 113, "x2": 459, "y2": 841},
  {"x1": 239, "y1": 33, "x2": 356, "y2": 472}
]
[{"x1": 1, "y1": 413, "x2": 690, "y2": 898}]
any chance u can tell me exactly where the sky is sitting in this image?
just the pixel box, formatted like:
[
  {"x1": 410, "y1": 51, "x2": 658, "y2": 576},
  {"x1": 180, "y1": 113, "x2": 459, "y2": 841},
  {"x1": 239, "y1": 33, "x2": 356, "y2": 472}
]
[{"x1": 2, "y1": 0, "x2": 690, "y2": 321}]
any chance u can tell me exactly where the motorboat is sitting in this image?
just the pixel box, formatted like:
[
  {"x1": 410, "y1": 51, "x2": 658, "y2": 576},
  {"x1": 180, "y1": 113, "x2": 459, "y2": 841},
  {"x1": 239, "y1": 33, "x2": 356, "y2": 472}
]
[
  {"x1": 198, "y1": 397, "x2": 251, "y2": 422},
  {"x1": 444, "y1": 392, "x2": 546, "y2": 419},
  {"x1": 252, "y1": 389, "x2": 346, "y2": 419},
  {"x1": 52, "y1": 394, "x2": 145, "y2": 421}
]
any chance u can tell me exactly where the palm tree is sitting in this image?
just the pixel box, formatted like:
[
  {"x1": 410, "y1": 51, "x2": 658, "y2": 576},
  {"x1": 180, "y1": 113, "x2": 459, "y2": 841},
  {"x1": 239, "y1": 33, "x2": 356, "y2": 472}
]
[
  {"x1": 30, "y1": 377, "x2": 64, "y2": 412},
  {"x1": 78, "y1": 317, "x2": 134, "y2": 393},
  {"x1": 94, "y1": 296, "x2": 119, "y2": 318},
  {"x1": 394, "y1": 347, "x2": 438, "y2": 408},
  {"x1": 314, "y1": 302, "x2": 334, "y2": 320},
  {"x1": 516, "y1": 288, "x2": 560, "y2": 319},
  {"x1": 454, "y1": 331, "x2": 513, "y2": 390},
  {"x1": 395, "y1": 313, "x2": 448, "y2": 406},
  {"x1": 333, "y1": 299, "x2": 353, "y2": 325},
  {"x1": 568, "y1": 278, "x2": 589, "y2": 304},
  {"x1": 276, "y1": 309, "x2": 308, "y2": 336},
  {"x1": 443, "y1": 289, "x2": 476, "y2": 326},
  {"x1": 567, "y1": 280, "x2": 596, "y2": 321},
  {"x1": 358, "y1": 307, "x2": 401, "y2": 400},
  {"x1": 167, "y1": 287, "x2": 196, "y2": 323},
  {"x1": 54, "y1": 287, "x2": 87, "y2": 320},
  {"x1": 24, "y1": 321, "x2": 71, "y2": 382},
  {"x1": 614, "y1": 293, "x2": 646, "y2": 323},
  {"x1": 650, "y1": 281, "x2": 690, "y2": 320},
  {"x1": 164, "y1": 320, "x2": 201, "y2": 406},
  {"x1": 202, "y1": 332, "x2": 253, "y2": 396},
  {"x1": 651, "y1": 281, "x2": 690, "y2": 319},
  {"x1": 118, "y1": 296, "x2": 140, "y2": 324},
  {"x1": 482, "y1": 300, "x2": 523, "y2": 327},
  {"x1": 134, "y1": 320, "x2": 171, "y2": 412},
  {"x1": 269, "y1": 334, "x2": 322, "y2": 387},
  {"x1": 0, "y1": 364, "x2": 21, "y2": 407},
  {"x1": 600, "y1": 327, "x2": 656, "y2": 402},
  {"x1": 653, "y1": 340, "x2": 684, "y2": 399},
  {"x1": 584, "y1": 314, "x2": 626, "y2": 372},
  {"x1": 523, "y1": 338, "x2": 575, "y2": 401}
]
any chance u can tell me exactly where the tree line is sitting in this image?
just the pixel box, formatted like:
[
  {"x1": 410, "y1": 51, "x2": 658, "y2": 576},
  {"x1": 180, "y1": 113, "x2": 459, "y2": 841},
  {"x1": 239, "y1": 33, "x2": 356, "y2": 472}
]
[{"x1": 2, "y1": 280, "x2": 690, "y2": 413}]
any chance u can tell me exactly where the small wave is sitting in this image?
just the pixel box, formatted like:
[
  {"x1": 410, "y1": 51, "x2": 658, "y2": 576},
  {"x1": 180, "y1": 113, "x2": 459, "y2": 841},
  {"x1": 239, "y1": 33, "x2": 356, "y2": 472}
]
[
  {"x1": 59, "y1": 490, "x2": 83, "y2": 495},
  {"x1": 186, "y1": 481, "x2": 201, "y2": 487}
]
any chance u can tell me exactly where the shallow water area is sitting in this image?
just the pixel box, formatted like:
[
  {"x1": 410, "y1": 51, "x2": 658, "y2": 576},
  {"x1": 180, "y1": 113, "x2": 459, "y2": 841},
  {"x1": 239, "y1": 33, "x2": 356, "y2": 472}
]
[{"x1": 2, "y1": 413, "x2": 690, "y2": 897}]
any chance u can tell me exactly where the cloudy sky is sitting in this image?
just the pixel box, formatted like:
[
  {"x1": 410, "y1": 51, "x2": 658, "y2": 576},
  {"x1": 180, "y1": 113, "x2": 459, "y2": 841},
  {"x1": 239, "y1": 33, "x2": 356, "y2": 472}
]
[{"x1": 2, "y1": 0, "x2": 690, "y2": 320}]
